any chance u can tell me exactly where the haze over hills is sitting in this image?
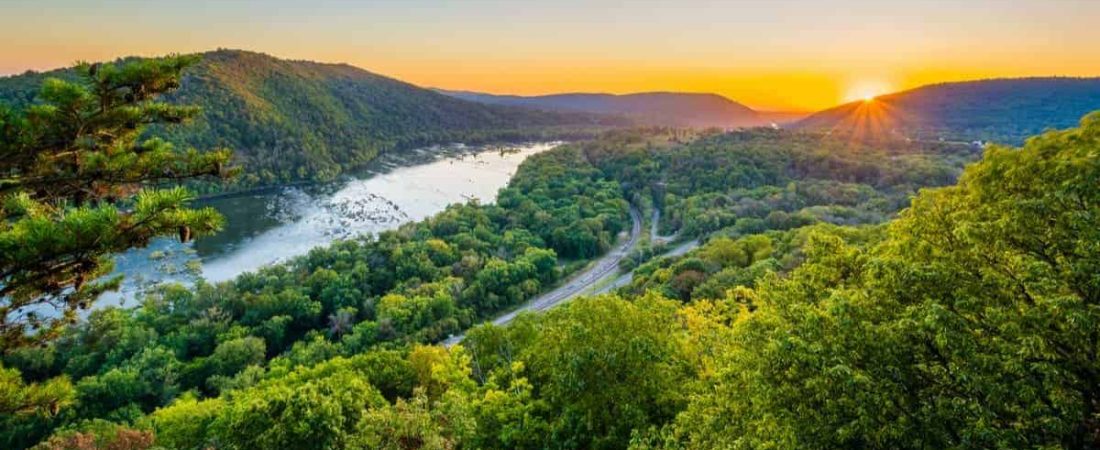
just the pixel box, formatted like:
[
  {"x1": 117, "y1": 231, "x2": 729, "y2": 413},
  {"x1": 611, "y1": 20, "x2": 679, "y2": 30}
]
[
  {"x1": 4, "y1": 50, "x2": 1096, "y2": 188},
  {"x1": 795, "y1": 77, "x2": 1100, "y2": 144},
  {"x1": 0, "y1": 50, "x2": 621, "y2": 185},
  {"x1": 436, "y1": 89, "x2": 802, "y2": 128}
]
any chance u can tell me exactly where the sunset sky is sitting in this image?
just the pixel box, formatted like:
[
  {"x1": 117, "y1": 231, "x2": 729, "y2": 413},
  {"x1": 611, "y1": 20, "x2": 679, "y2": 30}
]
[{"x1": 2, "y1": 0, "x2": 1099, "y2": 111}]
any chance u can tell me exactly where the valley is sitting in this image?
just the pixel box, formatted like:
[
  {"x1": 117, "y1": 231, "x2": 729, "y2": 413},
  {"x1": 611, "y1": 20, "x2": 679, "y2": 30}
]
[
  {"x1": 2, "y1": 42, "x2": 1100, "y2": 450},
  {"x1": 0, "y1": 50, "x2": 621, "y2": 190}
]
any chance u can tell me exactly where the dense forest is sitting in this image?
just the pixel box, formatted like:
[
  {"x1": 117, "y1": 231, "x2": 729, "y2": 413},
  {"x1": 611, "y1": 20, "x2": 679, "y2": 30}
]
[
  {"x1": 584, "y1": 128, "x2": 974, "y2": 235},
  {"x1": 6, "y1": 113, "x2": 1098, "y2": 449},
  {"x1": 582, "y1": 128, "x2": 976, "y2": 279},
  {"x1": 3, "y1": 55, "x2": 1100, "y2": 449},
  {"x1": 0, "y1": 138, "x2": 632, "y2": 448},
  {"x1": 0, "y1": 50, "x2": 623, "y2": 189}
]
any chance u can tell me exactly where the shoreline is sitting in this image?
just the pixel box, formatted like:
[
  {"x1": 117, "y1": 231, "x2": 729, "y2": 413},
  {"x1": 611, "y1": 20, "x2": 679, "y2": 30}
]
[{"x1": 190, "y1": 140, "x2": 569, "y2": 202}]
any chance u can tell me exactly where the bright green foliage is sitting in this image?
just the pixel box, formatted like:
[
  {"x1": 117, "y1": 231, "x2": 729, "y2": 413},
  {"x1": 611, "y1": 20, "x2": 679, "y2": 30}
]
[
  {"x1": 0, "y1": 56, "x2": 232, "y2": 351},
  {"x1": 143, "y1": 349, "x2": 472, "y2": 450},
  {"x1": 864, "y1": 111, "x2": 1100, "y2": 447},
  {"x1": 0, "y1": 364, "x2": 75, "y2": 450},
  {"x1": 461, "y1": 294, "x2": 697, "y2": 450},
  {"x1": 354, "y1": 346, "x2": 478, "y2": 449},
  {"x1": 353, "y1": 389, "x2": 470, "y2": 450},
  {"x1": 627, "y1": 224, "x2": 884, "y2": 302},
  {"x1": 665, "y1": 112, "x2": 1100, "y2": 448},
  {"x1": 0, "y1": 363, "x2": 73, "y2": 416},
  {"x1": 210, "y1": 362, "x2": 387, "y2": 449},
  {"x1": 141, "y1": 395, "x2": 222, "y2": 450},
  {"x1": 467, "y1": 371, "x2": 550, "y2": 449},
  {"x1": 523, "y1": 295, "x2": 693, "y2": 449}
]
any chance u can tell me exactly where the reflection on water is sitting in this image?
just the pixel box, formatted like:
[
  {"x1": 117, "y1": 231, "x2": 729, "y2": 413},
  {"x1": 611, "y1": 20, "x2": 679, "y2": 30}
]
[{"x1": 108, "y1": 142, "x2": 560, "y2": 303}]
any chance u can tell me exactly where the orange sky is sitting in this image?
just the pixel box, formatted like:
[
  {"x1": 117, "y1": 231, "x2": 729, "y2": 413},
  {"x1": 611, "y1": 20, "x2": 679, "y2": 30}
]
[{"x1": 3, "y1": 0, "x2": 1100, "y2": 111}]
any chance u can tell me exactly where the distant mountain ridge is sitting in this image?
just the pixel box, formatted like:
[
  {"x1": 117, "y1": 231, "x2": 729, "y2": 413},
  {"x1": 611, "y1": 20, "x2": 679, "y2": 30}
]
[
  {"x1": 795, "y1": 77, "x2": 1100, "y2": 144},
  {"x1": 0, "y1": 50, "x2": 620, "y2": 185},
  {"x1": 437, "y1": 89, "x2": 796, "y2": 128}
]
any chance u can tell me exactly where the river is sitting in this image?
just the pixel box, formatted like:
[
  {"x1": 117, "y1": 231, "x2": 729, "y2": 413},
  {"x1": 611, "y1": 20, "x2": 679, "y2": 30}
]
[{"x1": 104, "y1": 142, "x2": 561, "y2": 306}]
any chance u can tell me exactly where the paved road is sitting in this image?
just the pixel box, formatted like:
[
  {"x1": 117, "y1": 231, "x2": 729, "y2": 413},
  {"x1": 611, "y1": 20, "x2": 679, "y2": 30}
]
[
  {"x1": 663, "y1": 239, "x2": 701, "y2": 258},
  {"x1": 650, "y1": 208, "x2": 678, "y2": 243},
  {"x1": 592, "y1": 238, "x2": 700, "y2": 295},
  {"x1": 443, "y1": 206, "x2": 643, "y2": 347}
]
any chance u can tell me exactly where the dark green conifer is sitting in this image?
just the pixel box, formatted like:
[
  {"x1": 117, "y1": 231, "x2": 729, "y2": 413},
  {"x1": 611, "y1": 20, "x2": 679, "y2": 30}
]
[{"x1": 0, "y1": 55, "x2": 232, "y2": 351}]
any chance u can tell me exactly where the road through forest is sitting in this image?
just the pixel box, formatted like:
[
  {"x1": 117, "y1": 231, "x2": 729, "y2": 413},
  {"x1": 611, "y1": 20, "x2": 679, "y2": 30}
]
[{"x1": 442, "y1": 206, "x2": 643, "y2": 346}]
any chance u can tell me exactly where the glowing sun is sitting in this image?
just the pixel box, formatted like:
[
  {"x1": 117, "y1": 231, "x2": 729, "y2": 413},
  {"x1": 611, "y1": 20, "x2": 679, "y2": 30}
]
[{"x1": 845, "y1": 80, "x2": 893, "y2": 104}]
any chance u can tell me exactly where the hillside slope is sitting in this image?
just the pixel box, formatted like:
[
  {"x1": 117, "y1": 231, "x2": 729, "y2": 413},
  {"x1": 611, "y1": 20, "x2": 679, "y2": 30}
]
[
  {"x1": 795, "y1": 77, "x2": 1100, "y2": 144},
  {"x1": 438, "y1": 89, "x2": 776, "y2": 128},
  {"x1": 0, "y1": 50, "x2": 619, "y2": 185}
]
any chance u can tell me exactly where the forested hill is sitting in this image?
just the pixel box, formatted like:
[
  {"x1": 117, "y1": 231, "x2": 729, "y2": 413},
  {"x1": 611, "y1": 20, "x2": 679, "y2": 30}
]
[
  {"x1": 0, "y1": 50, "x2": 621, "y2": 185},
  {"x1": 794, "y1": 77, "x2": 1100, "y2": 144},
  {"x1": 436, "y1": 89, "x2": 781, "y2": 128}
]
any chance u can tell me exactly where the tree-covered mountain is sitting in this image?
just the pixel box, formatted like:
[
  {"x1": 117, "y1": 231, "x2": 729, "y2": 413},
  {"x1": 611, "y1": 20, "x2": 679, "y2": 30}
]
[
  {"x1": 794, "y1": 77, "x2": 1100, "y2": 144},
  {"x1": 436, "y1": 89, "x2": 788, "y2": 128},
  {"x1": 0, "y1": 50, "x2": 622, "y2": 186}
]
